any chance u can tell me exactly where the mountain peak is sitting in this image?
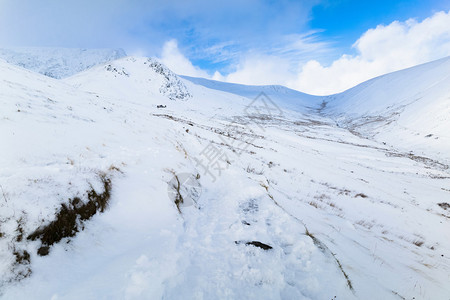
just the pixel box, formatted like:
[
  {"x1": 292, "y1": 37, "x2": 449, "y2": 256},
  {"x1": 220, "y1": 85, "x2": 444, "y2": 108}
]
[
  {"x1": 0, "y1": 47, "x2": 126, "y2": 79},
  {"x1": 66, "y1": 56, "x2": 192, "y2": 102}
]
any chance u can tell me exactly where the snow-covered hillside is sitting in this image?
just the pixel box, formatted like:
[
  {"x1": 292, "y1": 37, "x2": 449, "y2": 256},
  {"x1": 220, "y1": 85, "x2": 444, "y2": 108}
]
[
  {"x1": 1, "y1": 56, "x2": 449, "y2": 300},
  {"x1": 322, "y1": 57, "x2": 450, "y2": 162},
  {"x1": 181, "y1": 75, "x2": 321, "y2": 112},
  {"x1": 66, "y1": 57, "x2": 192, "y2": 101},
  {"x1": 0, "y1": 47, "x2": 126, "y2": 79}
]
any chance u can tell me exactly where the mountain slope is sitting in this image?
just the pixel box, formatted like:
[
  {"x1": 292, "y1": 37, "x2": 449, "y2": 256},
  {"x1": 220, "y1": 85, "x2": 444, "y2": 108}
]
[
  {"x1": 65, "y1": 56, "x2": 192, "y2": 102},
  {"x1": 1, "y1": 57, "x2": 449, "y2": 299},
  {"x1": 181, "y1": 75, "x2": 322, "y2": 112},
  {"x1": 0, "y1": 47, "x2": 126, "y2": 79},
  {"x1": 323, "y1": 56, "x2": 450, "y2": 162}
]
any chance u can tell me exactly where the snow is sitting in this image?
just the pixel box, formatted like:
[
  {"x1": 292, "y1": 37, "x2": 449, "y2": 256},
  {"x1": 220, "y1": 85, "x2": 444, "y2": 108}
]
[
  {"x1": 322, "y1": 56, "x2": 450, "y2": 163},
  {"x1": 66, "y1": 57, "x2": 192, "y2": 102},
  {"x1": 0, "y1": 54, "x2": 449, "y2": 299},
  {"x1": 0, "y1": 47, "x2": 126, "y2": 79},
  {"x1": 181, "y1": 75, "x2": 321, "y2": 112}
]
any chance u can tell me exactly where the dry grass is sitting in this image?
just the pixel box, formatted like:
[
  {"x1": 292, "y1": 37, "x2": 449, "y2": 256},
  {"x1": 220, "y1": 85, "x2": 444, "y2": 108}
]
[
  {"x1": 438, "y1": 202, "x2": 450, "y2": 210},
  {"x1": 355, "y1": 193, "x2": 368, "y2": 198},
  {"x1": 355, "y1": 220, "x2": 374, "y2": 230},
  {"x1": 305, "y1": 228, "x2": 353, "y2": 291},
  {"x1": 15, "y1": 216, "x2": 25, "y2": 242},
  {"x1": 171, "y1": 173, "x2": 184, "y2": 213},
  {"x1": 27, "y1": 174, "x2": 112, "y2": 256},
  {"x1": 308, "y1": 201, "x2": 320, "y2": 209},
  {"x1": 0, "y1": 183, "x2": 8, "y2": 203},
  {"x1": 11, "y1": 249, "x2": 32, "y2": 280},
  {"x1": 413, "y1": 240, "x2": 424, "y2": 247},
  {"x1": 246, "y1": 166, "x2": 264, "y2": 175}
]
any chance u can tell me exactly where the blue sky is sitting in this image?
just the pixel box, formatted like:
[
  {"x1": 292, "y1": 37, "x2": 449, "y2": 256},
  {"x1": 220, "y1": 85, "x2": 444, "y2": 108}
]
[
  {"x1": 184, "y1": 0, "x2": 450, "y2": 70},
  {"x1": 311, "y1": 0, "x2": 450, "y2": 52},
  {"x1": 312, "y1": 0, "x2": 449, "y2": 38},
  {"x1": 0, "y1": 0, "x2": 450, "y2": 94}
]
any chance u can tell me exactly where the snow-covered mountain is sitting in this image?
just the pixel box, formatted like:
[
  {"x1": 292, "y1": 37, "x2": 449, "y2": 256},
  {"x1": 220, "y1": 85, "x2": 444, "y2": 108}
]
[
  {"x1": 66, "y1": 57, "x2": 192, "y2": 101},
  {"x1": 0, "y1": 55, "x2": 449, "y2": 299},
  {"x1": 323, "y1": 56, "x2": 450, "y2": 161},
  {"x1": 0, "y1": 47, "x2": 126, "y2": 79},
  {"x1": 180, "y1": 75, "x2": 320, "y2": 111}
]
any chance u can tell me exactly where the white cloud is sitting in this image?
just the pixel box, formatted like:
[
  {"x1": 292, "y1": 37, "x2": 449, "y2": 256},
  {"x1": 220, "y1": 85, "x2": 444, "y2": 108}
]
[
  {"x1": 159, "y1": 11, "x2": 450, "y2": 95},
  {"x1": 221, "y1": 54, "x2": 293, "y2": 86},
  {"x1": 159, "y1": 39, "x2": 210, "y2": 78},
  {"x1": 211, "y1": 31, "x2": 331, "y2": 87},
  {"x1": 292, "y1": 10, "x2": 450, "y2": 95}
]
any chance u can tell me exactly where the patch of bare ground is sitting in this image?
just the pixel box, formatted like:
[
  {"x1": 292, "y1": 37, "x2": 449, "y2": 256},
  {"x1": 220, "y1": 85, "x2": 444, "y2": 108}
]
[
  {"x1": 27, "y1": 172, "x2": 113, "y2": 256},
  {"x1": 438, "y1": 202, "x2": 450, "y2": 210}
]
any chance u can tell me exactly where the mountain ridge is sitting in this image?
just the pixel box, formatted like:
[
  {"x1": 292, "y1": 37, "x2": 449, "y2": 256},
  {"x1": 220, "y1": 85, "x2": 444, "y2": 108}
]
[{"x1": 0, "y1": 47, "x2": 126, "y2": 79}]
